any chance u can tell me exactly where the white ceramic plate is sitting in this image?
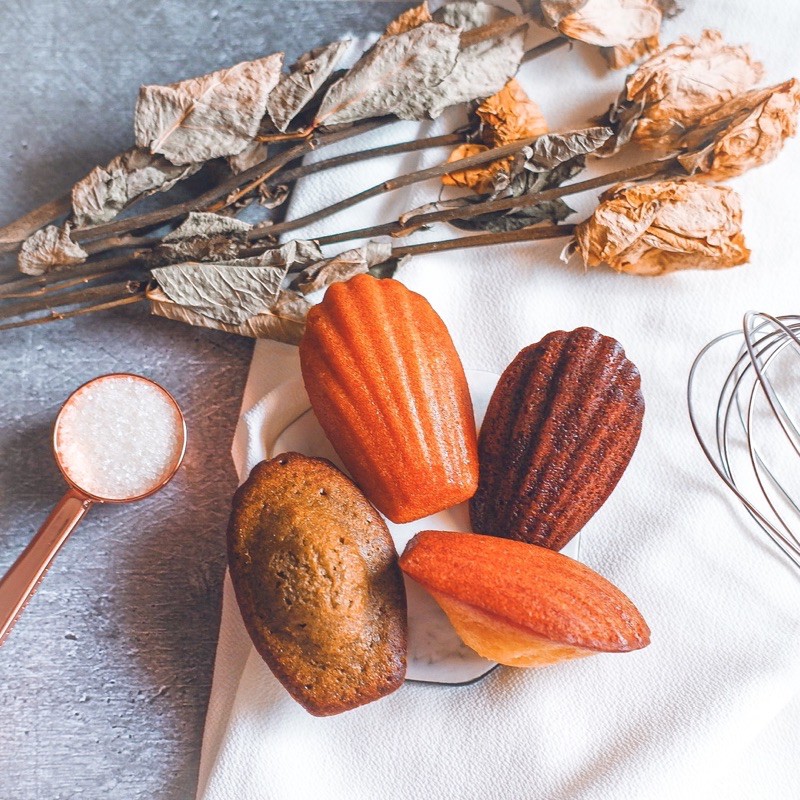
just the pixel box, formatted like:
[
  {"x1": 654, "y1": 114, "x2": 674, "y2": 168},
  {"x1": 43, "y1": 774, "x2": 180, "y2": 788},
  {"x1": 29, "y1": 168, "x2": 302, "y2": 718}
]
[{"x1": 271, "y1": 369, "x2": 582, "y2": 685}]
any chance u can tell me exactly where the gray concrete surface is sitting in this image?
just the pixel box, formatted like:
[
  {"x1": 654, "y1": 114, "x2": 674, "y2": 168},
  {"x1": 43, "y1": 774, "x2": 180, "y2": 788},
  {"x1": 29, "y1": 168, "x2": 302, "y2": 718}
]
[{"x1": 0, "y1": 3, "x2": 410, "y2": 798}]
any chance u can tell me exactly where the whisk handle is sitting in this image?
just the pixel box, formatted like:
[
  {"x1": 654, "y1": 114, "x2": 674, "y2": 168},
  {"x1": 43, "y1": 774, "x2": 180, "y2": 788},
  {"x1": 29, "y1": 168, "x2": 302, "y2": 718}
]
[{"x1": 0, "y1": 490, "x2": 92, "y2": 646}]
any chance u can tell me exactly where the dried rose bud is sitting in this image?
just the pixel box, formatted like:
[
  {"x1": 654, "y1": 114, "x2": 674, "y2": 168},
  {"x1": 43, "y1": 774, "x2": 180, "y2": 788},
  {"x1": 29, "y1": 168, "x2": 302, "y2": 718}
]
[
  {"x1": 538, "y1": 0, "x2": 664, "y2": 69},
  {"x1": 476, "y1": 78, "x2": 548, "y2": 146},
  {"x1": 678, "y1": 78, "x2": 800, "y2": 179},
  {"x1": 602, "y1": 30, "x2": 764, "y2": 152},
  {"x1": 442, "y1": 79, "x2": 547, "y2": 192},
  {"x1": 573, "y1": 180, "x2": 750, "y2": 275}
]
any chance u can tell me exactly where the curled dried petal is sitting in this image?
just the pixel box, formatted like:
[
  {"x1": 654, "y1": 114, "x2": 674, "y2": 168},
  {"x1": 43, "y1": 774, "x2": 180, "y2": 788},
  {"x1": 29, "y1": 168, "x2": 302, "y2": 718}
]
[
  {"x1": 678, "y1": 78, "x2": 800, "y2": 179},
  {"x1": 574, "y1": 180, "x2": 749, "y2": 275}
]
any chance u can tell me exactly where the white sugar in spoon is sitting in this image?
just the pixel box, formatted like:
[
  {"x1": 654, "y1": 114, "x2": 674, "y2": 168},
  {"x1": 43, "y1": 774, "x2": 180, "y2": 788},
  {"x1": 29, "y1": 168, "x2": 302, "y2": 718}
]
[{"x1": 0, "y1": 373, "x2": 186, "y2": 645}]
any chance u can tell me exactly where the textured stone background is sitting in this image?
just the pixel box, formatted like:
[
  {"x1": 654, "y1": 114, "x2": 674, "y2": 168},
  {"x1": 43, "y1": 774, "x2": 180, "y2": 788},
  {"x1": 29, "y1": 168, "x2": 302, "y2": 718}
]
[{"x1": 0, "y1": 2, "x2": 410, "y2": 798}]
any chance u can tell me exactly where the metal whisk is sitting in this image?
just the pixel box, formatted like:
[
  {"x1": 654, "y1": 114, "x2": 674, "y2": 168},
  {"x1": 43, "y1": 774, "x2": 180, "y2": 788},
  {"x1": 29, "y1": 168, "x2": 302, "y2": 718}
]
[{"x1": 688, "y1": 312, "x2": 800, "y2": 571}]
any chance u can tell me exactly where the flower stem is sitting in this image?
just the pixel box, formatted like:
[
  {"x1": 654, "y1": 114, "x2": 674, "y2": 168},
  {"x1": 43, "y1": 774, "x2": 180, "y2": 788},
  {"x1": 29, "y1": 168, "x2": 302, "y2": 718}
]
[
  {"x1": 252, "y1": 132, "x2": 570, "y2": 241},
  {"x1": 314, "y1": 158, "x2": 671, "y2": 246}
]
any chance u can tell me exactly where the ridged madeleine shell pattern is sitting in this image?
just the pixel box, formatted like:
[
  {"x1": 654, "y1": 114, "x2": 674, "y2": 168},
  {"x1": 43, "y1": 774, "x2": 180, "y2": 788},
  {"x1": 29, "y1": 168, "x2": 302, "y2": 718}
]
[
  {"x1": 400, "y1": 531, "x2": 650, "y2": 654},
  {"x1": 299, "y1": 274, "x2": 478, "y2": 523},
  {"x1": 470, "y1": 327, "x2": 644, "y2": 550}
]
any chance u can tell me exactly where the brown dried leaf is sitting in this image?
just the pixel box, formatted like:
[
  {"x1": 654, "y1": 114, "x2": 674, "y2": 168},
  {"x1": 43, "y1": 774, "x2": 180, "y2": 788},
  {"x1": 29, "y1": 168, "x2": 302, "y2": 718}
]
[
  {"x1": 135, "y1": 53, "x2": 283, "y2": 165},
  {"x1": 290, "y1": 242, "x2": 394, "y2": 294},
  {"x1": 148, "y1": 287, "x2": 309, "y2": 344},
  {"x1": 602, "y1": 30, "x2": 764, "y2": 153},
  {"x1": 677, "y1": 78, "x2": 800, "y2": 179},
  {"x1": 419, "y1": 24, "x2": 525, "y2": 119},
  {"x1": 574, "y1": 180, "x2": 749, "y2": 275},
  {"x1": 164, "y1": 212, "x2": 252, "y2": 241},
  {"x1": 382, "y1": 2, "x2": 432, "y2": 38},
  {"x1": 71, "y1": 147, "x2": 200, "y2": 227},
  {"x1": 18, "y1": 224, "x2": 88, "y2": 276},
  {"x1": 227, "y1": 141, "x2": 269, "y2": 175},
  {"x1": 434, "y1": 1, "x2": 501, "y2": 30},
  {"x1": 150, "y1": 239, "x2": 320, "y2": 325},
  {"x1": 314, "y1": 23, "x2": 461, "y2": 125},
  {"x1": 266, "y1": 41, "x2": 351, "y2": 132}
]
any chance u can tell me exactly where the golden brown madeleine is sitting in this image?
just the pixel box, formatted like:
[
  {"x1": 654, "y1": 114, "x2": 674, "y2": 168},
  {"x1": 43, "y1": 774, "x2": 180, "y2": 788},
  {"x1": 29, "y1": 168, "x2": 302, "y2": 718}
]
[
  {"x1": 471, "y1": 327, "x2": 644, "y2": 550},
  {"x1": 227, "y1": 452, "x2": 407, "y2": 716},
  {"x1": 299, "y1": 274, "x2": 478, "y2": 523},
  {"x1": 400, "y1": 531, "x2": 650, "y2": 668}
]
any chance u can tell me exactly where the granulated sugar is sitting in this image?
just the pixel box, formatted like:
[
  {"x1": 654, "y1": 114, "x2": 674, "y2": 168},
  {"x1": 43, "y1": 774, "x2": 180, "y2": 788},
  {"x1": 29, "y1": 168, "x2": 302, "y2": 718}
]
[{"x1": 55, "y1": 375, "x2": 184, "y2": 500}]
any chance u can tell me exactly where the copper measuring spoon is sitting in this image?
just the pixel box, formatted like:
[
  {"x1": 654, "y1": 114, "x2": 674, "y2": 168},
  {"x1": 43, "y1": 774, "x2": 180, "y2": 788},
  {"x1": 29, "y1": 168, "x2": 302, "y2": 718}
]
[{"x1": 0, "y1": 373, "x2": 187, "y2": 646}]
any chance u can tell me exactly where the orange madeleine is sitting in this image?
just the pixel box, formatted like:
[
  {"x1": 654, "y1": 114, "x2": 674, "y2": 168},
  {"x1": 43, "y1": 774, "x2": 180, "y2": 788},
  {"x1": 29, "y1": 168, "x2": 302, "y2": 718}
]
[
  {"x1": 299, "y1": 274, "x2": 478, "y2": 523},
  {"x1": 399, "y1": 531, "x2": 650, "y2": 668}
]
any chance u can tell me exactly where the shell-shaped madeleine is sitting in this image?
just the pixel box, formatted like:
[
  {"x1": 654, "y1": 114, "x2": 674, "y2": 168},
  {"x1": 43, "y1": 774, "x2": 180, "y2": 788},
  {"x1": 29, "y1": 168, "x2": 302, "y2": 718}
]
[
  {"x1": 228, "y1": 453, "x2": 407, "y2": 716},
  {"x1": 470, "y1": 327, "x2": 644, "y2": 550},
  {"x1": 299, "y1": 274, "x2": 478, "y2": 523},
  {"x1": 400, "y1": 531, "x2": 650, "y2": 668}
]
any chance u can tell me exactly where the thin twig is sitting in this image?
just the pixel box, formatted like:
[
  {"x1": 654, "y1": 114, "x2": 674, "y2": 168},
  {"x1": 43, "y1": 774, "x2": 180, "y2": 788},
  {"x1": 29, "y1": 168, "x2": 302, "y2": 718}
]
[
  {"x1": 521, "y1": 36, "x2": 570, "y2": 64},
  {"x1": 314, "y1": 158, "x2": 671, "y2": 246},
  {"x1": 0, "y1": 293, "x2": 146, "y2": 332},
  {"x1": 0, "y1": 281, "x2": 144, "y2": 322},
  {"x1": 391, "y1": 224, "x2": 576, "y2": 259}
]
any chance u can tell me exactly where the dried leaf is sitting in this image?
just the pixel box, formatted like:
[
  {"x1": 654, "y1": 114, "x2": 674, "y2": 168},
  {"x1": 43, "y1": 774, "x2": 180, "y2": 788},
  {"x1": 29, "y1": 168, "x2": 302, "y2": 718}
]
[
  {"x1": 382, "y1": 2, "x2": 433, "y2": 38},
  {"x1": 257, "y1": 183, "x2": 290, "y2": 209},
  {"x1": 148, "y1": 287, "x2": 310, "y2": 344},
  {"x1": 434, "y1": 1, "x2": 501, "y2": 29},
  {"x1": 314, "y1": 23, "x2": 461, "y2": 125},
  {"x1": 18, "y1": 224, "x2": 88, "y2": 276},
  {"x1": 677, "y1": 78, "x2": 800, "y2": 179},
  {"x1": 267, "y1": 41, "x2": 350, "y2": 132},
  {"x1": 71, "y1": 147, "x2": 200, "y2": 227},
  {"x1": 135, "y1": 53, "x2": 283, "y2": 165},
  {"x1": 227, "y1": 141, "x2": 269, "y2": 174},
  {"x1": 150, "y1": 239, "x2": 320, "y2": 325},
  {"x1": 599, "y1": 30, "x2": 764, "y2": 153},
  {"x1": 523, "y1": 127, "x2": 612, "y2": 169},
  {"x1": 574, "y1": 180, "x2": 749, "y2": 275},
  {"x1": 452, "y1": 197, "x2": 575, "y2": 232},
  {"x1": 477, "y1": 79, "x2": 548, "y2": 146},
  {"x1": 601, "y1": 35, "x2": 660, "y2": 70},
  {"x1": 164, "y1": 212, "x2": 252, "y2": 241},
  {"x1": 150, "y1": 236, "x2": 250, "y2": 266},
  {"x1": 416, "y1": 24, "x2": 526, "y2": 119},
  {"x1": 290, "y1": 242, "x2": 393, "y2": 294}
]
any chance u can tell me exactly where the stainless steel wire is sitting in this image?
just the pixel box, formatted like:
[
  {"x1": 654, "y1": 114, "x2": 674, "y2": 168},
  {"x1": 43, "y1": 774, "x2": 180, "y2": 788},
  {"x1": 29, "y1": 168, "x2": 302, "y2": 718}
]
[{"x1": 688, "y1": 312, "x2": 800, "y2": 571}]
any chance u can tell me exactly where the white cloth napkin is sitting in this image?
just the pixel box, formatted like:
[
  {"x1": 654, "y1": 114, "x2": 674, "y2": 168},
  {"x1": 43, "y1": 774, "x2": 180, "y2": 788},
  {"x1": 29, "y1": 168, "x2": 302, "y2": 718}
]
[{"x1": 196, "y1": 3, "x2": 800, "y2": 797}]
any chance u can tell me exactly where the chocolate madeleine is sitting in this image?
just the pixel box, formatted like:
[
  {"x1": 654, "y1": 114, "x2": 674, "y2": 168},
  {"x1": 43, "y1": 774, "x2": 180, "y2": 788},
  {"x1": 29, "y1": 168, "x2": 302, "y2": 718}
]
[
  {"x1": 227, "y1": 452, "x2": 407, "y2": 716},
  {"x1": 470, "y1": 328, "x2": 644, "y2": 550}
]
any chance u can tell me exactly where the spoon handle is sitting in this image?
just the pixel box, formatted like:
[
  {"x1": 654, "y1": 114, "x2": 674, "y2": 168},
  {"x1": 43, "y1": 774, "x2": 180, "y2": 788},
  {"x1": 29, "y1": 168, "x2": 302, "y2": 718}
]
[{"x1": 0, "y1": 490, "x2": 92, "y2": 646}]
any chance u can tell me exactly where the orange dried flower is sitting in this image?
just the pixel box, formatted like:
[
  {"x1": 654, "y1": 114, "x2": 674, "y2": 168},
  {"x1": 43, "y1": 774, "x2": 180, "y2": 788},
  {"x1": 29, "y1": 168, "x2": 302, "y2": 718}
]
[
  {"x1": 382, "y1": 1, "x2": 432, "y2": 38},
  {"x1": 679, "y1": 78, "x2": 800, "y2": 179},
  {"x1": 574, "y1": 180, "x2": 750, "y2": 276},
  {"x1": 442, "y1": 79, "x2": 546, "y2": 193}
]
